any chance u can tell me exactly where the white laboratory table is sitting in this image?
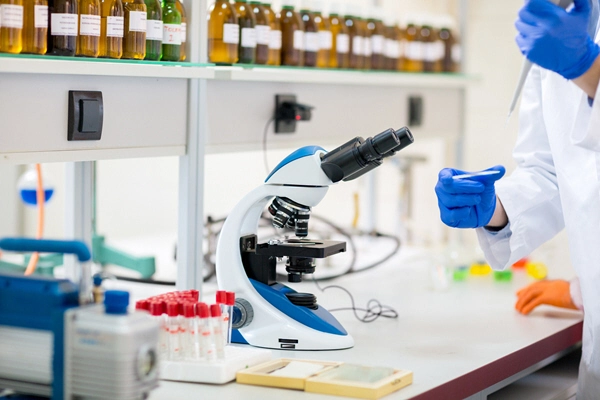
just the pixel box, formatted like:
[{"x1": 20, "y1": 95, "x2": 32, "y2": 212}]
[{"x1": 142, "y1": 248, "x2": 582, "y2": 400}]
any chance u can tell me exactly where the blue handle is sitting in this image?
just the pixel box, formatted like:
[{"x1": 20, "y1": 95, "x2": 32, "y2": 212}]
[{"x1": 0, "y1": 238, "x2": 91, "y2": 262}]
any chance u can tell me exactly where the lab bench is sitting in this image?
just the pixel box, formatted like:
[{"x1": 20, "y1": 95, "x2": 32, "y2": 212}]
[{"x1": 143, "y1": 248, "x2": 583, "y2": 400}]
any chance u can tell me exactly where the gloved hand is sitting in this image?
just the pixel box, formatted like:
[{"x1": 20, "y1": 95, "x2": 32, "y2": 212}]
[
  {"x1": 435, "y1": 166, "x2": 506, "y2": 229},
  {"x1": 515, "y1": 0, "x2": 600, "y2": 80},
  {"x1": 515, "y1": 280, "x2": 578, "y2": 315}
]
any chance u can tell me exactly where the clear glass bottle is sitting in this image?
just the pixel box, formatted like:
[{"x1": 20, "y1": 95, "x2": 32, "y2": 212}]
[
  {"x1": 143, "y1": 0, "x2": 161, "y2": 60},
  {"x1": 99, "y1": 0, "x2": 123, "y2": 58},
  {"x1": 299, "y1": 4, "x2": 317, "y2": 67},
  {"x1": 261, "y1": 1, "x2": 279, "y2": 66},
  {"x1": 249, "y1": 1, "x2": 268, "y2": 64},
  {"x1": 121, "y1": 0, "x2": 146, "y2": 59},
  {"x1": 22, "y1": 0, "x2": 48, "y2": 54},
  {"x1": 327, "y1": 1, "x2": 347, "y2": 68},
  {"x1": 344, "y1": 5, "x2": 362, "y2": 70},
  {"x1": 0, "y1": 0, "x2": 24, "y2": 53},
  {"x1": 48, "y1": 0, "x2": 77, "y2": 56},
  {"x1": 312, "y1": 0, "x2": 329, "y2": 68},
  {"x1": 367, "y1": 8, "x2": 385, "y2": 71},
  {"x1": 175, "y1": 0, "x2": 184, "y2": 60},
  {"x1": 77, "y1": 0, "x2": 100, "y2": 57},
  {"x1": 207, "y1": 0, "x2": 238, "y2": 64},
  {"x1": 161, "y1": 0, "x2": 180, "y2": 61},
  {"x1": 403, "y1": 21, "x2": 422, "y2": 72},
  {"x1": 278, "y1": 0, "x2": 303, "y2": 66},
  {"x1": 233, "y1": 0, "x2": 256, "y2": 64}
]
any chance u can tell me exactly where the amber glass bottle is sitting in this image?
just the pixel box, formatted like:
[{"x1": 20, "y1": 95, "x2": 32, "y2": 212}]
[
  {"x1": 48, "y1": 0, "x2": 77, "y2": 56},
  {"x1": 421, "y1": 23, "x2": 440, "y2": 73},
  {"x1": 300, "y1": 6, "x2": 317, "y2": 67},
  {"x1": 175, "y1": 0, "x2": 185, "y2": 60},
  {"x1": 122, "y1": 0, "x2": 145, "y2": 59},
  {"x1": 207, "y1": 0, "x2": 238, "y2": 63},
  {"x1": 344, "y1": 6, "x2": 362, "y2": 70},
  {"x1": 249, "y1": 1, "x2": 268, "y2": 64},
  {"x1": 278, "y1": 0, "x2": 303, "y2": 66},
  {"x1": 22, "y1": 0, "x2": 48, "y2": 54},
  {"x1": 360, "y1": 16, "x2": 370, "y2": 70},
  {"x1": 143, "y1": 0, "x2": 161, "y2": 60},
  {"x1": 439, "y1": 16, "x2": 459, "y2": 72},
  {"x1": 328, "y1": 2, "x2": 346, "y2": 68},
  {"x1": 312, "y1": 1, "x2": 329, "y2": 68},
  {"x1": 395, "y1": 23, "x2": 404, "y2": 72},
  {"x1": 261, "y1": 2, "x2": 279, "y2": 65},
  {"x1": 367, "y1": 9, "x2": 385, "y2": 70},
  {"x1": 233, "y1": 0, "x2": 256, "y2": 64},
  {"x1": 77, "y1": 0, "x2": 100, "y2": 57},
  {"x1": 403, "y1": 22, "x2": 422, "y2": 72},
  {"x1": 0, "y1": 0, "x2": 24, "y2": 53},
  {"x1": 99, "y1": 0, "x2": 123, "y2": 58}
]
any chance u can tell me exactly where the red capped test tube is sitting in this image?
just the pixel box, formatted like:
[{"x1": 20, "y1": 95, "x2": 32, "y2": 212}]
[
  {"x1": 150, "y1": 301, "x2": 168, "y2": 359},
  {"x1": 225, "y1": 292, "x2": 235, "y2": 344},
  {"x1": 210, "y1": 304, "x2": 226, "y2": 361},
  {"x1": 197, "y1": 302, "x2": 213, "y2": 360},
  {"x1": 167, "y1": 302, "x2": 182, "y2": 361},
  {"x1": 182, "y1": 302, "x2": 198, "y2": 360}
]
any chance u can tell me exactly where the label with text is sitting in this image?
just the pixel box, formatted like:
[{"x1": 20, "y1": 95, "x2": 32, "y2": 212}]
[{"x1": 51, "y1": 13, "x2": 78, "y2": 36}]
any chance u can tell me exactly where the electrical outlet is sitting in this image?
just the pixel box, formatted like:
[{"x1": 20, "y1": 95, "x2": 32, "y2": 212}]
[
  {"x1": 408, "y1": 96, "x2": 423, "y2": 127},
  {"x1": 275, "y1": 94, "x2": 298, "y2": 134},
  {"x1": 68, "y1": 91, "x2": 104, "y2": 141}
]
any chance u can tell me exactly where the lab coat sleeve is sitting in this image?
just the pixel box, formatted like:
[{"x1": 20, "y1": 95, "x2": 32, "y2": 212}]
[
  {"x1": 476, "y1": 66, "x2": 565, "y2": 270},
  {"x1": 570, "y1": 277, "x2": 584, "y2": 311},
  {"x1": 573, "y1": 60, "x2": 600, "y2": 150}
]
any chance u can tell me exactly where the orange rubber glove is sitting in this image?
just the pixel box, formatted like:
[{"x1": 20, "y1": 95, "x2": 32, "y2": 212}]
[{"x1": 515, "y1": 280, "x2": 578, "y2": 315}]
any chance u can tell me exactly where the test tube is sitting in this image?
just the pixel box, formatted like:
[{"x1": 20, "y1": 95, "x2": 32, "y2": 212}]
[
  {"x1": 182, "y1": 302, "x2": 198, "y2": 360},
  {"x1": 216, "y1": 290, "x2": 227, "y2": 311},
  {"x1": 216, "y1": 291, "x2": 229, "y2": 344},
  {"x1": 167, "y1": 302, "x2": 182, "y2": 361},
  {"x1": 210, "y1": 304, "x2": 226, "y2": 361},
  {"x1": 135, "y1": 300, "x2": 150, "y2": 312},
  {"x1": 197, "y1": 302, "x2": 213, "y2": 360},
  {"x1": 225, "y1": 292, "x2": 235, "y2": 344},
  {"x1": 150, "y1": 301, "x2": 168, "y2": 359}
]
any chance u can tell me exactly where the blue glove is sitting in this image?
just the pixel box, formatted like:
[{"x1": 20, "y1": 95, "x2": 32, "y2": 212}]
[
  {"x1": 435, "y1": 166, "x2": 506, "y2": 229},
  {"x1": 515, "y1": 0, "x2": 600, "y2": 80}
]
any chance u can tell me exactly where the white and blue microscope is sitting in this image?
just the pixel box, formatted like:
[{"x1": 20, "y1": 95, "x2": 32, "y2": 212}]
[{"x1": 216, "y1": 127, "x2": 414, "y2": 350}]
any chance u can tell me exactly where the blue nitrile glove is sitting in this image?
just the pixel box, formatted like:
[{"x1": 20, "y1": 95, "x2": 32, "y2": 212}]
[
  {"x1": 516, "y1": 0, "x2": 600, "y2": 80},
  {"x1": 435, "y1": 166, "x2": 506, "y2": 229}
]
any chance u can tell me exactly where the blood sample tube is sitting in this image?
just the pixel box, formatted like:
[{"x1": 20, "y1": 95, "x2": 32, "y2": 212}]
[
  {"x1": 216, "y1": 290, "x2": 227, "y2": 311},
  {"x1": 197, "y1": 302, "x2": 213, "y2": 360},
  {"x1": 166, "y1": 301, "x2": 181, "y2": 361},
  {"x1": 210, "y1": 304, "x2": 225, "y2": 361},
  {"x1": 225, "y1": 292, "x2": 235, "y2": 344},
  {"x1": 182, "y1": 302, "x2": 197, "y2": 360},
  {"x1": 135, "y1": 299, "x2": 150, "y2": 312},
  {"x1": 150, "y1": 301, "x2": 168, "y2": 359}
]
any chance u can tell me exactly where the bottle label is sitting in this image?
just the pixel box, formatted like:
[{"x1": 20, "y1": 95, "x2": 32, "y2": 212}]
[
  {"x1": 163, "y1": 23, "x2": 181, "y2": 45},
  {"x1": 256, "y1": 24, "x2": 270, "y2": 45},
  {"x1": 293, "y1": 30, "x2": 304, "y2": 50},
  {"x1": 269, "y1": 29, "x2": 282, "y2": 50},
  {"x1": 452, "y1": 43, "x2": 461, "y2": 63},
  {"x1": 406, "y1": 41, "x2": 423, "y2": 61},
  {"x1": 51, "y1": 13, "x2": 78, "y2": 36},
  {"x1": 241, "y1": 27, "x2": 256, "y2": 48},
  {"x1": 304, "y1": 31, "x2": 319, "y2": 52},
  {"x1": 107, "y1": 16, "x2": 124, "y2": 37},
  {"x1": 399, "y1": 39, "x2": 407, "y2": 58},
  {"x1": 336, "y1": 33, "x2": 349, "y2": 54},
  {"x1": 146, "y1": 19, "x2": 163, "y2": 41},
  {"x1": 318, "y1": 30, "x2": 332, "y2": 50},
  {"x1": 352, "y1": 35, "x2": 363, "y2": 56},
  {"x1": 436, "y1": 41, "x2": 445, "y2": 60},
  {"x1": 181, "y1": 22, "x2": 186, "y2": 42},
  {"x1": 384, "y1": 38, "x2": 393, "y2": 58},
  {"x1": 371, "y1": 34, "x2": 384, "y2": 54},
  {"x1": 34, "y1": 5, "x2": 48, "y2": 29},
  {"x1": 363, "y1": 37, "x2": 372, "y2": 57},
  {"x1": 0, "y1": 4, "x2": 23, "y2": 29},
  {"x1": 128, "y1": 11, "x2": 146, "y2": 33},
  {"x1": 223, "y1": 23, "x2": 239, "y2": 44},
  {"x1": 80, "y1": 14, "x2": 101, "y2": 37}
]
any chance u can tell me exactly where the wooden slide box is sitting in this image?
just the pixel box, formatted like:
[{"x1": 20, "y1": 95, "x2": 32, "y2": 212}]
[{"x1": 236, "y1": 358, "x2": 413, "y2": 400}]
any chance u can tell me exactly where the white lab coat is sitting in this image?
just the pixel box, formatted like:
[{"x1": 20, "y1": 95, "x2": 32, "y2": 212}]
[{"x1": 476, "y1": 63, "x2": 600, "y2": 398}]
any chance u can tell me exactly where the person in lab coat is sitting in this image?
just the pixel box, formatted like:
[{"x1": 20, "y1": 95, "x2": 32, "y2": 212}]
[{"x1": 435, "y1": 0, "x2": 600, "y2": 397}]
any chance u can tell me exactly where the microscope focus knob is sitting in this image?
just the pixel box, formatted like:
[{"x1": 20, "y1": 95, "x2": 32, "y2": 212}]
[{"x1": 232, "y1": 298, "x2": 254, "y2": 330}]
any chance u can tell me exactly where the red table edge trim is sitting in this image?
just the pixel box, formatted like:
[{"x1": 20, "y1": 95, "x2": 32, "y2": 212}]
[{"x1": 409, "y1": 321, "x2": 583, "y2": 400}]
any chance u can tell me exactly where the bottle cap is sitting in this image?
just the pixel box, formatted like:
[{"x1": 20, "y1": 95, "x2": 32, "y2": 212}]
[
  {"x1": 197, "y1": 302, "x2": 210, "y2": 318},
  {"x1": 216, "y1": 290, "x2": 227, "y2": 304},
  {"x1": 104, "y1": 290, "x2": 129, "y2": 315},
  {"x1": 210, "y1": 304, "x2": 222, "y2": 318},
  {"x1": 167, "y1": 302, "x2": 179, "y2": 317},
  {"x1": 149, "y1": 301, "x2": 164, "y2": 316},
  {"x1": 93, "y1": 274, "x2": 103, "y2": 287},
  {"x1": 135, "y1": 300, "x2": 150, "y2": 311},
  {"x1": 183, "y1": 302, "x2": 196, "y2": 318},
  {"x1": 226, "y1": 292, "x2": 236, "y2": 306}
]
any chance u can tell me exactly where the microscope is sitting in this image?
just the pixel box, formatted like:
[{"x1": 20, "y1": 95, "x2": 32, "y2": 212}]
[{"x1": 216, "y1": 127, "x2": 414, "y2": 350}]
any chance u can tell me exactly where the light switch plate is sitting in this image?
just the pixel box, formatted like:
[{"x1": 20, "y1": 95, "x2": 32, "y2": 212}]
[{"x1": 68, "y1": 90, "x2": 103, "y2": 141}]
